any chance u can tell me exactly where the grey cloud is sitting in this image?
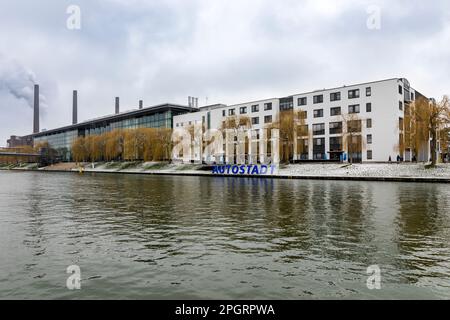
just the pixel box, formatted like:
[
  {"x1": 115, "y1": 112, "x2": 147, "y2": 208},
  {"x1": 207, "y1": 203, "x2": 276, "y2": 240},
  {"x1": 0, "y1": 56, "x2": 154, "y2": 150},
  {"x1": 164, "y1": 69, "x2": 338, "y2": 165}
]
[{"x1": 0, "y1": 0, "x2": 449, "y2": 145}]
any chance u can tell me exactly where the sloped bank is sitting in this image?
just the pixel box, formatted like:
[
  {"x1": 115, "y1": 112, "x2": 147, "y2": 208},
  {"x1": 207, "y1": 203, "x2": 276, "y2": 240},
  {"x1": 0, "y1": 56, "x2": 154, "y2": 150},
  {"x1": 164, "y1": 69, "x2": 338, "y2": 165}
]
[{"x1": 2, "y1": 162, "x2": 449, "y2": 183}]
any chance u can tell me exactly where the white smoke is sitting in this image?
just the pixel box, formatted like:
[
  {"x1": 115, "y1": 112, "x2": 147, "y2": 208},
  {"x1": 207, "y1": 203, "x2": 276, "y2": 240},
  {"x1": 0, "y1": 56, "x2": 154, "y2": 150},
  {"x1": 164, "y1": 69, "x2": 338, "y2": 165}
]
[{"x1": 0, "y1": 54, "x2": 48, "y2": 110}]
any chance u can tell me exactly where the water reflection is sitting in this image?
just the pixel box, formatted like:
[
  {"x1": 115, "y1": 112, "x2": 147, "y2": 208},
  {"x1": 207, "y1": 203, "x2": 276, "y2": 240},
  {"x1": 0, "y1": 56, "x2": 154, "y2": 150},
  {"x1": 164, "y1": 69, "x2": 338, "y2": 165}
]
[{"x1": 0, "y1": 171, "x2": 449, "y2": 299}]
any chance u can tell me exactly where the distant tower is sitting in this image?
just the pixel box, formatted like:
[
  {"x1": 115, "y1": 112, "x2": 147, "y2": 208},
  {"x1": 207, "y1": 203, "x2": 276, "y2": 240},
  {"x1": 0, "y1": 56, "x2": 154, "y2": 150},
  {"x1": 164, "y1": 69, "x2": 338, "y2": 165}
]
[
  {"x1": 139, "y1": 100, "x2": 143, "y2": 109},
  {"x1": 115, "y1": 97, "x2": 120, "y2": 114},
  {"x1": 33, "y1": 84, "x2": 39, "y2": 133},
  {"x1": 72, "y1": 90, "x2": 78, "y2": 125}
]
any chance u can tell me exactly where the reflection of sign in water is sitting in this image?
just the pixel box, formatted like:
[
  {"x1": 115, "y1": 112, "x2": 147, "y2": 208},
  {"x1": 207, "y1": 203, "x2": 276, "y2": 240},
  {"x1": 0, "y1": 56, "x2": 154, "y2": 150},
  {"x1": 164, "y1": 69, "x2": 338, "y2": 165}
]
[{"x1": 212, "y1": 164, "x2": 278, "y2": 176}]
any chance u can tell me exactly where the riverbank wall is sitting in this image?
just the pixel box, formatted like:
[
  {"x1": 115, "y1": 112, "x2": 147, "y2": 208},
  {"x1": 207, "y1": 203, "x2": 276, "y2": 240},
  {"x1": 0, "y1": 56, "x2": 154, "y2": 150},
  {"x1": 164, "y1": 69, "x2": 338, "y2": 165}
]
[{"x1": 1, "y1": 162, "x2": 450, "y2": 183}]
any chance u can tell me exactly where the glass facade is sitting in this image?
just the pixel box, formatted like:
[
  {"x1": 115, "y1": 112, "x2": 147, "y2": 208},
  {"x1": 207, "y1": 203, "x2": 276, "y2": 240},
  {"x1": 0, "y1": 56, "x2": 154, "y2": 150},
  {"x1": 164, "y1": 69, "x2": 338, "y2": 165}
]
[
  {"x1": 32, "y1": 109, "x2": 180, "y2": 161},
  {"x1": 34, "y1": 130, "x2": 78, "y2": 161}
]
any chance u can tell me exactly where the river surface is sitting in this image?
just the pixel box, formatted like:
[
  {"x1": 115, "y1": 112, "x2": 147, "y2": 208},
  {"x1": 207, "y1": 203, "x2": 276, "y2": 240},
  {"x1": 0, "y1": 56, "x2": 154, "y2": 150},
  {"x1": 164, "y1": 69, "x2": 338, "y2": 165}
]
[{"x1": 0, "y1": 171, "x2": 449, "y2": 299}]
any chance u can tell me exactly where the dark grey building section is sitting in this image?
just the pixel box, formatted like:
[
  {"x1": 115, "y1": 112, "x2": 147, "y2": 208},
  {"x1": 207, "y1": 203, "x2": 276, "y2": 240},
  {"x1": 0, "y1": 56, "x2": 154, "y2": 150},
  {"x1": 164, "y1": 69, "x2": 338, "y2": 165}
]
[
  {"x1": 73, "y1": 90, "x2": 78, "y2": 125},
  {"x1": 139, "y1": 100, "x2": 143, "y2": 109},
  {"x1": 115, "y1": 97, "x2": 120, "y2": 114},
  {"x1": 33, "y1": 84, "x2": 39, "y2": 134}
]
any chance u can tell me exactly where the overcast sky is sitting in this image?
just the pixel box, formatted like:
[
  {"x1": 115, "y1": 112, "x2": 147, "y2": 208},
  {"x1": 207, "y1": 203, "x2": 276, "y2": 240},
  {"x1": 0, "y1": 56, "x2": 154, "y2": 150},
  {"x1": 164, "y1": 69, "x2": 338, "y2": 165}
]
[{"x1": 0, "y1": 0, "x2": 449, "y2": 145}]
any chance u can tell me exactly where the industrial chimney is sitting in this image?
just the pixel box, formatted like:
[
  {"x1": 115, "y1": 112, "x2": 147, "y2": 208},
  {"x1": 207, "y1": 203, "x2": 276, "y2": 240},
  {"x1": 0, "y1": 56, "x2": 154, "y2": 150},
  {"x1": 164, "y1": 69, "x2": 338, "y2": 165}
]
[
  {"x1": 139, "y1": 100, "x2": 143, "y2": 109},
  {"x1": 33, "y1": 84, "x2": 39, "y2": 133},
  {"x1": 115, "y1": 97, "x2": 120, "y2": 114},
  {"x1": 72, "y1": 90, "x2": 78, "y2": 125}
]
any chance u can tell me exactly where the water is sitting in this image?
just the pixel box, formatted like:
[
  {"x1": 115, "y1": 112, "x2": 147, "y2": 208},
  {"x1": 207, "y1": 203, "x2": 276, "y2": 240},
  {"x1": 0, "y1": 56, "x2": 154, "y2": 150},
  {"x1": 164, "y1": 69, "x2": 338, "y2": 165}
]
[{"x1": 0, "y1": 171, "x2": 449, "y2": 299}]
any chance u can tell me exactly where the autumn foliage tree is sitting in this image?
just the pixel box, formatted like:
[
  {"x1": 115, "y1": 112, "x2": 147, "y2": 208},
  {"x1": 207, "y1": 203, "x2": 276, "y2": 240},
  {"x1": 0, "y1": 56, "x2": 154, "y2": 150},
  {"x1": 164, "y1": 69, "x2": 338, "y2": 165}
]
[
  {"x1": 409, "y1": 95, "x2": 450, "y2": 165},
  {"x1": 268, "y1": 109, "x2": 307, "y2": 163},
  {"x1": 71, "y1": 128, "x2": 172, "y2": 163}
]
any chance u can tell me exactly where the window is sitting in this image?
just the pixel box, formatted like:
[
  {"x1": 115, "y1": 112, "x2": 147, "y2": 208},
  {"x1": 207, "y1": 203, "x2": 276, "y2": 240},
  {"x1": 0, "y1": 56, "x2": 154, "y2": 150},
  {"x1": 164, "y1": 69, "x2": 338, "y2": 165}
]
[
  {"x1": 280, "y1": 97, "x2": 293, "y2": 110},
  {"x1": 348, "y1": 104, "x2": 360, "y2": 114},
  {"x1": 366, "y1": 103, "x2": 372, "y2": 112},
  {"x1": 347, "y1": 120, "x2": 362, "y2": 133},
  {"x1": 251, "y1": 117, "x2": 259, "y2": 125},
  {"x1": 399, "y1": 85, "x2": 403, "y2": 94},
  {"x1": 330, "y1": 92, "x2": 341, "y2": 101},
  {"x1": 314, "y1": 138, "x2": 323, "y2": 146},
  {"x1": 264, "y1": 115, "x2": 272, "y2": 123},
  {"x1": 298, "y1": 110, "x2": 307, "y2": 119},
  {"x1": 366, "y1": 87, "x2": 372, "y2": 97},
  {"x1": 251, "y1": 105, "x2": 259, "y2": 112},
  {"x1": 367, "y1": 134, "x2": 372, "y2": 144},
  {"x1": 399, "y1": 101, "x2": 403, "y2": 110},
  {"x1": 399, "y1": 117, "x2": 404, "y2": 130},
  {"x1": 297, "y1": 125, "x2": 309, "y2": 136},
  {"x1": 411, "y1": 92, "x2": 415, "y2": 100},
  {"x1": 330, "y1": 136, "x2": 343, "y2": 151},
  {"x1": 367, "y1": 150, "x2": 373, "y2": 160},
  {"x1": 222, "y1": 110, "x2": 226, "y2": 117},
  {"x1": 330, "y1": 107, "x2": 341, "y2": 116},
  {"x1": 313, "y1": 138, "x2": 325, "y2": 160},
  {"x1": 366, "y1": 118, "x2": 372, "y2": 128},
  {"x1": 264, "y1": 102, "x2": 272, "y2": 111},
  {"x1": 313, "y1": 94, "x2": 323, "y2": 104},
  {"x1": 298, "y1": 97, "x2": 307, "y2": 106},
  {"x1": 176, "y1": 123, "x2": 179, "y2": 127},
  {"x1": 313, "y1": 109, "x2": 323, "y2": 118},
  {"x1": 228, "y1": 109, "x2": 235, "y2": 116},
  {"x1": 313, "y1": 123, "x2": 325, "y2": 135},
  {"x1": 329, "y1": 121, "x2": 342, "y2": 134},
  {"x1": 239, "y1": 106, "x2": 247, "y2": 114},
  {"x1": 348, "y1": 89, "x2": 360, "y2": 99}
]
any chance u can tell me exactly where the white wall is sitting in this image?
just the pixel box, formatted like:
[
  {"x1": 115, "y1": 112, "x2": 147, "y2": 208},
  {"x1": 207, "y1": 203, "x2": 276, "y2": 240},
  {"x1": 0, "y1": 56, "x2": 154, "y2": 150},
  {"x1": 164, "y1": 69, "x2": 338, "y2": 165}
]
[{"x1": 173, "y1": 78, "x2": 426, "y2": 163}]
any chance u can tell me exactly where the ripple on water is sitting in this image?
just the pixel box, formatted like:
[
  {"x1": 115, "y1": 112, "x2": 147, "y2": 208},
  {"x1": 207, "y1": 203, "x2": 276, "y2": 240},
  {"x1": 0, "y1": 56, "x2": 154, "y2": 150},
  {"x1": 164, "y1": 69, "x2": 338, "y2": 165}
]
[{"x1": 0, "y1": 172, "x2": 449, "y2": 299}]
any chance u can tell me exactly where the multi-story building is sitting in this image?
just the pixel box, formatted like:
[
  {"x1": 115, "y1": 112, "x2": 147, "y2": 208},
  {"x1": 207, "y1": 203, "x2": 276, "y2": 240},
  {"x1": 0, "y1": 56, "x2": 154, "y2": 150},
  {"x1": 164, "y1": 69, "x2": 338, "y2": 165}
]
[{"x1": 173, "y1": 78, "x2": 432, "y2": 163}]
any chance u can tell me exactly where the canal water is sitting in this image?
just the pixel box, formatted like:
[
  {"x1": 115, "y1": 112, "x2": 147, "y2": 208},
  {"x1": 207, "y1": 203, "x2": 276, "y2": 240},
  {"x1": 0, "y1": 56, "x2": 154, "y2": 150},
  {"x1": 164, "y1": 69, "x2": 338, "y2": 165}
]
[{"x1": 0, "y1": 171, "x2": 449, "y2": 299}]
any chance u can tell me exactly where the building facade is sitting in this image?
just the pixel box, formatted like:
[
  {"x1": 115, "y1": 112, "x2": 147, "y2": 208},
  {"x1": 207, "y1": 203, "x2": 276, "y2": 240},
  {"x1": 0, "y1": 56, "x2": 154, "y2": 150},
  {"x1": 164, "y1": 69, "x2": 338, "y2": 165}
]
[
  {"x1": 10, "y1": 103, "x2": 195, "y2": 161},
  {"x1": 173, "y1": 78, "x2": 431, "y2": 163}
]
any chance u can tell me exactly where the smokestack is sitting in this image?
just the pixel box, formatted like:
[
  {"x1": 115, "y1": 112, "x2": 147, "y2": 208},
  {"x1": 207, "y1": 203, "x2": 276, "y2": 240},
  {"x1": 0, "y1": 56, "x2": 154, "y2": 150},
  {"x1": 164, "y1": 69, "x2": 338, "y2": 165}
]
[
  {"x1": 195, "y1": 97, "x2": 198, "y2": 108},
  {"x1": 115, "y1": 97, "x2": 120, "y2": 114},
  {"x1": 72, "y1": 90, "x2": 78, "y2": 125},
  {"x1": 188, "y1": 96, "x2": 191, "y2": 108},
  {"x1": 33, "y1": 84, "x2": 39, "y2": 133},
  {"x1": 139, "y1": 100, "x2": 143, "y2": 109}
]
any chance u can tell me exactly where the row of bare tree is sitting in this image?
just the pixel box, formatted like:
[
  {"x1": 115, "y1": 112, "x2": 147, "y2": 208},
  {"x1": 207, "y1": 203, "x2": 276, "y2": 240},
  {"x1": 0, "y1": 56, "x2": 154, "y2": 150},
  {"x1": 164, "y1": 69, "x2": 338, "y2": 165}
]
[
  {"x1": 71, "y1": 128, "x2": 172, "y2": 162},
  {"x1": 218, "y1": 96, "x2": 450, "y2": 164},
  {"x1": 62, "y1": 95, "x2": 446, "y2": 165},
  {"x1": 405, "y1": 96, "x2": 450, "y2": 165}
]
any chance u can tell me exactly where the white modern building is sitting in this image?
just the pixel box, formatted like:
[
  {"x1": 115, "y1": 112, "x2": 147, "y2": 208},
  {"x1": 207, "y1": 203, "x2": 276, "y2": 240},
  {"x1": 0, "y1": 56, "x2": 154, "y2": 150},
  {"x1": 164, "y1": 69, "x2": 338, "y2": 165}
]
[{"x1": 173, "y1": 78, "x2": 432, "y2": 163}]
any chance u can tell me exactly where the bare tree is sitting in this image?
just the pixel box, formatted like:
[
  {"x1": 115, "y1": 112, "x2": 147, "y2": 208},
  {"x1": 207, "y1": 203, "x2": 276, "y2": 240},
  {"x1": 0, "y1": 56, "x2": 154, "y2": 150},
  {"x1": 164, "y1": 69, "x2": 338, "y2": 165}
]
[
  {"x1": 341, "y1": 112, "x2": 363, "y2": 164},
  {"x1": 410, "y1": 95, "x2": 450, "y2": 165}
]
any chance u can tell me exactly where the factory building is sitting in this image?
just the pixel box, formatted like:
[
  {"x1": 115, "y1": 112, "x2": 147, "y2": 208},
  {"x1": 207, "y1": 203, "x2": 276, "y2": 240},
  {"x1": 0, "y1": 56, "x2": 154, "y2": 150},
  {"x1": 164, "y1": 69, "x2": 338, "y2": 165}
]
[{"x1": 7, "y1": 85, "x2": 196, "y2": 161}]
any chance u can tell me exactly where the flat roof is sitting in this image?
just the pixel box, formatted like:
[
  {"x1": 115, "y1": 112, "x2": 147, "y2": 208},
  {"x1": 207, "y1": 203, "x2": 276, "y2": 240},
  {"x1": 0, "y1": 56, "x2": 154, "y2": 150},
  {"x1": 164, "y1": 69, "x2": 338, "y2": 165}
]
[{"x1": 29, "y1": 103, "x2": 195, "y2": 138}]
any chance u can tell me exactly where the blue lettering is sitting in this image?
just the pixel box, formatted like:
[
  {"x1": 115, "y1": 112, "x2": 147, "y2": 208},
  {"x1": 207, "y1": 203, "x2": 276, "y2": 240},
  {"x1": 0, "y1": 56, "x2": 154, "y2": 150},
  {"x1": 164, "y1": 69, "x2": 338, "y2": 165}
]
[
  {"x1": 247, "y1": 165, "x2": 252, "y2": 174},
  {"x1": 218, "y1": 166, "x2": 225, "y2": 174},
  {"x1": 270, "y1": 165, "x2": 276, "y2": 174},
  {"x1": 251, "y1": 166, "x2": 259, "y2": 175},
  {"x1": 239, "y1": 165, "x2": 246, "y2": 174},
  {"x1": 226, "y1": 165, "x2": 232, "y2": 174},
  {"x1": 260, "y1": 165, "x2": 268, "y2": 174},
  {"x1": 212, "y1": 166, "x2": 219, "y2": 174}
]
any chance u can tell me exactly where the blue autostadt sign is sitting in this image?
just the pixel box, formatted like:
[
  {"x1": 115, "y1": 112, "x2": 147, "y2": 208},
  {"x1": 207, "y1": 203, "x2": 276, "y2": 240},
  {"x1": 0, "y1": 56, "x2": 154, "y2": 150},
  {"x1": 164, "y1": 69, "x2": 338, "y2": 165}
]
[{"x1": 212, "y1": 164, "x2": 278, "y2": 176}]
